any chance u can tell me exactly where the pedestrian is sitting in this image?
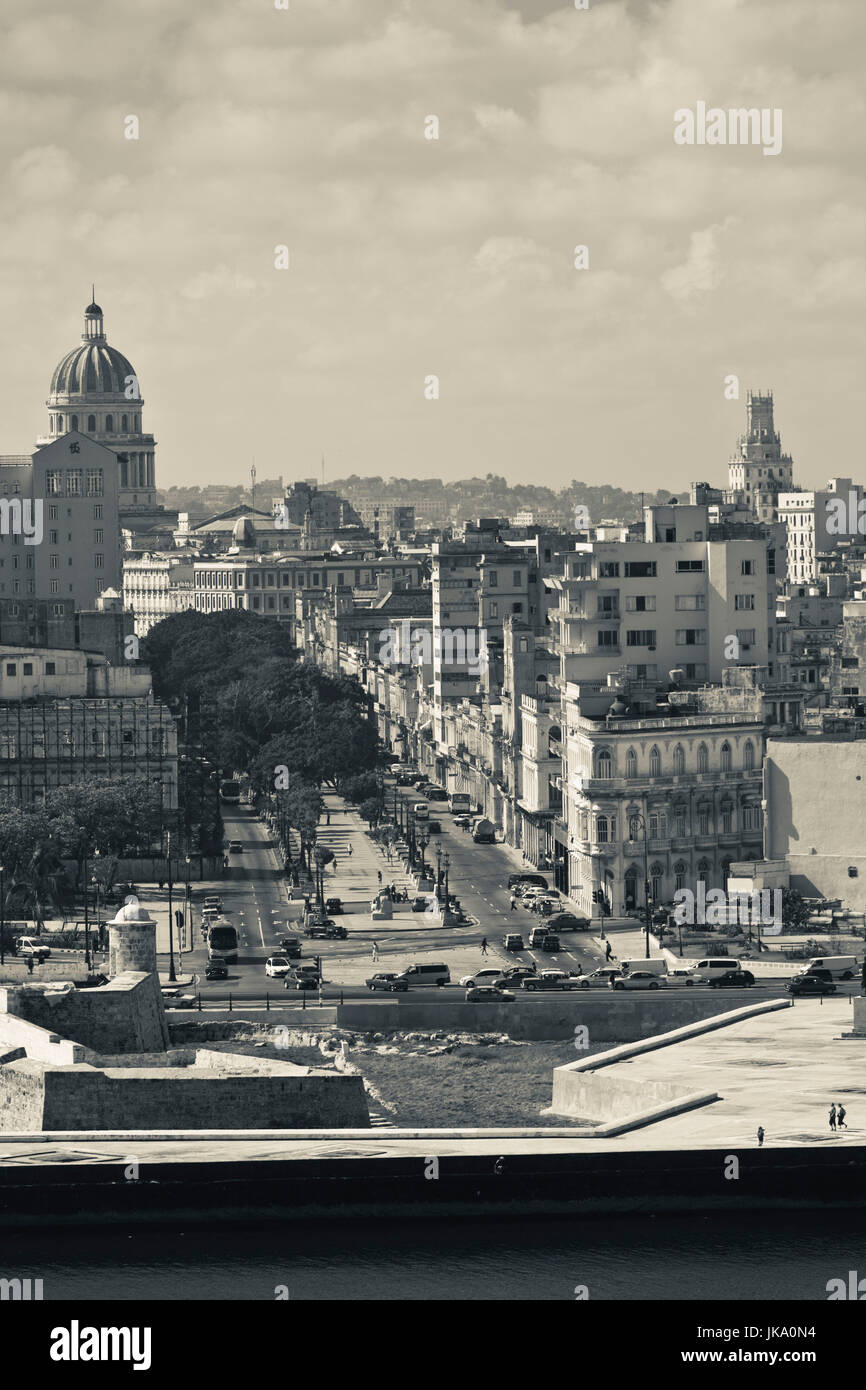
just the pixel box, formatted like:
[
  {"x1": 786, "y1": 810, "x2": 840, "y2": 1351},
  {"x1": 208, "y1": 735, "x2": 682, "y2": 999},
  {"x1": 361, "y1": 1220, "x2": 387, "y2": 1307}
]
[
  {"x1": 829, "y1": 1104, "x2": 837, "y2": 1133},
  {"x1": 287, "y1": 886, "x2": 294, "y2": 901},
  {"x1": 158, "y1": 879, "x2": 164, "y2": 891},
  {"x1": 605, "y1": 940, "x2": 613, "y2": 962},
  {"x1": 377, "y1": 870, "x2": 382, "y2": 885},
  {"x1": 372, "y1": 941, "x2": 379, "y2": 962},
  {"x1": 481, "y1": 937, "x2": 488, "y2": 957},
  {"x1": 757, "y1": 1126, "x2": 764, "y2": 1147},
  {"x1": 348, "y1": 844, "x2": 353, "y2": 857},
  {"x1": 510, "y1": 895, "x2": 517, "y2": 911},
  {"x1": 26, "y1": 955, "x2": 34, "y2": 975},
  {"x1": 326, "y1": 811, "x2": 331, "y2": 826},
  {"x1": 838, "y1": 1104, "x2": 848, "y2": 1129}
]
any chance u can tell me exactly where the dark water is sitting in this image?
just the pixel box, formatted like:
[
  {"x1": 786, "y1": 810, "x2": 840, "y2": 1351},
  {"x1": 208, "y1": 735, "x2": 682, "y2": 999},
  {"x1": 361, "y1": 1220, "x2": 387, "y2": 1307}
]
[{"x1": 1, "y1": 1209, "x2": 860, "y2": 1300}]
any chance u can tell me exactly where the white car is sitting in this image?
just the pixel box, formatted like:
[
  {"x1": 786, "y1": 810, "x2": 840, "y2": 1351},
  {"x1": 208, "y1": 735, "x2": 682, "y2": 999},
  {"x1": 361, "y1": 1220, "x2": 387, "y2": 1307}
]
[
  {"x1": 610, "y1": 970, "x2": 667, "y2": 991},
  {"x1": 578, "y1": 968, "x2": 623, "y2": 989},
  {"x1": 666, "y1": 968, "x2": 697, "y2": 987},
  {"x1": 265, "y1": 956, "x2": 292, "y2": 978},
  {"x1": 459, "y1": 968, "x2": 505, "y2": 987},
  {"x1": 17, "y1": 936, "x2": 51, "y2": 960}
]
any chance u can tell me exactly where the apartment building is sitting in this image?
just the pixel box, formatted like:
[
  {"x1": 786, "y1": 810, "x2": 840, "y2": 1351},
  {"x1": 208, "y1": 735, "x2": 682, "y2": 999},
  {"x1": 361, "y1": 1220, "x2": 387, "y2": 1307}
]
[
  {"x1": 727, "y1": 391, "x2": 794, "y2": 523},
  {"x1": 778, "y1": 478, "x2": 864, "y2": 583},
  {"x1": 123, "y1": 553, "x2": 195, "y2": 636},
  {"x1": 192, "y1": 552, "x2": 425, "y2": 623}
]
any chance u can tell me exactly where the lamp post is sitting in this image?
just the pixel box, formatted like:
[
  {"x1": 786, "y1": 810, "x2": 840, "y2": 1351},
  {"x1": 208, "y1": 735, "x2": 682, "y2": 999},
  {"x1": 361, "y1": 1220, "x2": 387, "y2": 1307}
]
[
  {"x1": 407, "y1": 810, "x2": 416, "y2": 869},
  {"x1": 628, "y1": 813, "x2": 652, "y2": 959},
  {"x1": 435, "y1": 843, "x2": 442, "y2": 904},
  {"x1": 166, "y1": 829, "x2": 176, "y2": 983},
  {"x1": 0, "y1": 864, "x2": 4, "y2": 967},
  {"x1": 184, "y1": 854, "x2": 191, "y2": 954},
  {"x1": 417, "y1": 830, "x2": 430, "y2": 876},
  {"x1": 443, "y1": 850, "x2": 451, "y2": 908},
  {"x1": 83, "y1": 847, "x2": 91, "y2": 970}
]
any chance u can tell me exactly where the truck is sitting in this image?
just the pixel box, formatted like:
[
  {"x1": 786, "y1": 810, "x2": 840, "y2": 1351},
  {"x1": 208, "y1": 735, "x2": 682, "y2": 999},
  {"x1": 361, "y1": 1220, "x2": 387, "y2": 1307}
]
[
  {"x1": 472, "y1": 817, "x2": 496, "y2": 844},
  {"x1": 804, "y1": 955, "x2": 859, "y2": 980}
]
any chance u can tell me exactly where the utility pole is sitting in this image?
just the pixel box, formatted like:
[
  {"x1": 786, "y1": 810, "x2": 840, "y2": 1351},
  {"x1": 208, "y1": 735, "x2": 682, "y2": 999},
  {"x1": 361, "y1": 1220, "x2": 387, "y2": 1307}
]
[{"x1": 167, "y1": 830, "x2": 176, "y2": 983}]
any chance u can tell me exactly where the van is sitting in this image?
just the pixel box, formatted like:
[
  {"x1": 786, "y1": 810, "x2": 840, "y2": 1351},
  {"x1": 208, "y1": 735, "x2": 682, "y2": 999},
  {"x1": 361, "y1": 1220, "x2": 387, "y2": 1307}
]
[
  {"x1": 413, "y1": 802, "x2": 429, "y2": 820},
  {"x1": 691, "y1": 957, "x2": 742, "y2": 982},
  {"x1": 392, "y1": 962, "x2": 450, "y2": 989},
  {"x1": 528, "y1": 926, "x2": 550, "y2": 948},
  {"x1": 805, "y1": 955, "x2": 859, "y2": 980},
  {"x1": 620, "y1": 958, "x2": 667, "y2": 976}
]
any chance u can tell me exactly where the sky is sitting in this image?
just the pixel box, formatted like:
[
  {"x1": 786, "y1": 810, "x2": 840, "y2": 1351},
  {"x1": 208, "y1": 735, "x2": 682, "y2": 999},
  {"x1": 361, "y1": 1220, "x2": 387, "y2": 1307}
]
[{"x1": 0, "y1": 0, "x2": 863, "y2": 492}]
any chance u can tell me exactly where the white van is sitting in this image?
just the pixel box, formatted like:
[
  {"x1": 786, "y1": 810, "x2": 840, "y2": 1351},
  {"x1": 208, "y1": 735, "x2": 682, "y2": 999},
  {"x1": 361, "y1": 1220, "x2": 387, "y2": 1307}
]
[
  {"x1": 413, "y1": 802, "x2": 429, "y2": 820},
  {"x1": 620, "y1": 958, "x2": 667, "y2": 976},
  {"x1": 393, "y1": 962, "x2": 450, "y2": 988},
  {"x1": 691, "y1": 957, "x2": 742, "y2": 982},
  {"x1": 805, "y1": 955, "x2": 859, "y2": 980}
]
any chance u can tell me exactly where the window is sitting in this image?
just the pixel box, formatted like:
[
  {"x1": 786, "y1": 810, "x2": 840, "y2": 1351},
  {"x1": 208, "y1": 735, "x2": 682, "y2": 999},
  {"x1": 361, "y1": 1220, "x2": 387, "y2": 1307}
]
[
  {"x1": 596, "y1": 815, "x2": 609, "y2": 843},
  {"x1": 489, "y1": 602, "x2": 498, "y2": 619},
  {"x1": 625, "y1": 595, "x2": 656, "y2": 612},
  {"x1": 628, "y1": 813, "x2": 640, "y2": 840},
  {"x1": 70, "y1": 415, "x2": 78, "y2": 431},
  {"x1": 597, "y1": 630, "x2": 618, "y2": 647},
  {"x1": 627, "y1": 630, "x2": 656, "y2": 646},
  {"x1": 744, "y1": 740, "x2": 755, "y2": 771},
  {"x1": 66, "y1": 469, "x2": 82, "y2": 496},
  {"x1": 743, "y1": 805, "x2": 761, "y2": 831},
  {"x1": 5, "y1": 663, "x2": 16, "y2": 675},
  {"x1": 86, "y1": 470, "x2": 103, "y2": 496},
  {"x1": 626, "y1": 748, "x2": 637, "y2": 778},
  {"x1": 674, "y1": 808, "x2": 686, "y2": 837},
  {"x1": 741, "y1": 559, "x2": 755, "y2": 575},
  {"x1": 736, "y1": 629, "x2": 756, "y2": 647},
  {"x1": 571, "y1": 562, "x2": 589, "y2": 578},
  {"x1": 675, "y1": 629, "x2": 706, "y2": 645},
  {"x1": 675, "y1": 594, "x2": 705, "y2": 610},
  {"x1": 512, "y1": 571, "x2": 521, "y2": 586},
  {"x1": 698, "y1": 743, "x2": 708, "y2": 773},
  {"x1": 50, "y1": 554, "x2": 59, "y2": 569},
  {"x1": 649, "y1": 746, "x2": 661, "y2": 777},
  {"x1": 598, "y1": 561, "x2": 620, "y2": 578},
  {"x1": 721, "y1": 803, "x2": 733, "y2": 833},
  {"x1": 720, "y1": 742, "x2": 732, "y2": 772},
  {"x1": 649, "y1": 812, "x2": 664, "y2": 838},
  {"x1": 595, "y1": 749, "x2": 612, "y2": 779},
  {"x1": 87, "y1": 415, "x2": 96, "y2": 432},
  {"x1": 94, "y1": 555, "x2": 104, "y2": 569},
  {"x1": 488, "y1": 570, "x2": 498, "y2": 587},
  {"x1": 597, "y1": 594, "x2": 618, "y2": 614},
  {"x1": 121, "y1": 414, "x2": 128, "y2": 431},
  {"x1": 46, "y1": 471, "x2": 62, "y2": 495},
  {"x1": 22, "y1": 662, "x2": 32, "y2": 675},
  {"x1": 49, "y1": 505, "x2": 58, "y2": 520},
  {"x1": 698, "y1": 806, "x2": 711, "y2": 835},
  {"x1": 676, "y1": 559, "x2": 704, "y2": 572},
  {"x1": 624, "y1": 561, "x2": 657, "y2": 578},
  {"x1": 106, "y1": 414, "x2": 113, "y2": 431},
  {"x1": 842, "y1": 657, "x2": 859, "y2": 669},
  {"x1": 683, "y1": 663, "x2": 707, "y2": 680},
  {"x1": 735, "y1": 594, "x2": 755, "y2": 610},
  {"x1": 675, "y1": 861, "x2": 687, "y2": 892},
  {"x1": 512, "y1": 601, "x2": 522, "y2": 613},
  {"x1": 673, "y1": 744, "x2": 685, "y2": 774}
]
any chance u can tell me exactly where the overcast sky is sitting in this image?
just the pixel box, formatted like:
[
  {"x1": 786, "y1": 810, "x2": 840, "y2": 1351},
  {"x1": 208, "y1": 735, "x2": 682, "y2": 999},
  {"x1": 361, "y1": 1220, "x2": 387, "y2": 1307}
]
[{"x1": 1, "y1": 0, "x2": 863, "y2": 492}]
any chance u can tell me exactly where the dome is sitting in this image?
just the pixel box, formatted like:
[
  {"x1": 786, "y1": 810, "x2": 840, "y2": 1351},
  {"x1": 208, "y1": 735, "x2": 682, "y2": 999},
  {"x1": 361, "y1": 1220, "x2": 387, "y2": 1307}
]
[
  {"x1": 50, "y1": 342, "x2": 137, "y2": 397},
  {"x1": 85, "y1": 301, "x2": 103, "y2": 315},
  {"x1": 111, "y1": 899, "x2": 156, "y2": 926}
]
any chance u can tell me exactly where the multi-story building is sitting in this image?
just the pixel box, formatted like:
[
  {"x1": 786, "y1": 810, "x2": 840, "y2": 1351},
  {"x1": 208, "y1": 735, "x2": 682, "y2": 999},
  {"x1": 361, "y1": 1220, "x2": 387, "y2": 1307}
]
[
  {"x1": 727, "y1": 391, "x2": 794, "y2": 523},
  {"x1": 778, "y1": 479, "x2": 864, "y2": 583},
  {"x1": 0, "y1": 644, "x2": 177, "y2": 809},
  {"x1": 192, "y1": 551, "x2": 425, "y2": 625},
  {"x1": 123, "y1": 554, "x2": 196, "y2": 636}
]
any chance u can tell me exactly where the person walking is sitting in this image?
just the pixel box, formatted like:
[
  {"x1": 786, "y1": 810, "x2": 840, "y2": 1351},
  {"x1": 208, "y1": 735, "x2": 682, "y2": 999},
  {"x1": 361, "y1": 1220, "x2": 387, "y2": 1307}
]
[
  {"x1": 287, "y1": 885, "x2": 294, "y2": 901},
  {"x1": 829, "y1": 1104, "x2": 837, "y2": 1133},
  {"x1": 26, "y1": 955, "x2": 34, "y2": 975},
  {"x1": 377, "y1": 870, "x2": 382, "y2": 885},
  {"x1": 480, "y1": 937, "x2": 488, "y2": 957},
  {"x1": 838, "y1": 1104, "x2": 848, "y2": 1129},
  {"x1": 510, "y1": 895, "x2": 517, "y2": 911},
  {"x1": 372, "y1": 941, "x2": 379, "y2": 963},
  {"x1": 605, "y1": 940, "x2": 613, "y2": 962},
  {"x1": 757, "y1": 1126, "x2": 765, "y2": 1147},
  {"x1": 348, "y1": 843, "x2": 353, "y2": 857},
  {"x1": 326, "y1": 811, "x2": 331, "y2": 826}
]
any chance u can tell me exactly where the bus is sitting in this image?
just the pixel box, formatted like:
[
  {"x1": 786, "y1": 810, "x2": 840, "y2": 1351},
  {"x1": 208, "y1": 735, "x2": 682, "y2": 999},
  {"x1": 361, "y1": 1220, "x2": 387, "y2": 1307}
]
[
  {"x1": 219, "y1": 780, "x2": 241, "y2": 804},
  {"x1": 449, "y1": 791, "x2": 471, "y2": 814},
  {"x1": 207, "y1": 921, "x2": 238, "y2": 963}
]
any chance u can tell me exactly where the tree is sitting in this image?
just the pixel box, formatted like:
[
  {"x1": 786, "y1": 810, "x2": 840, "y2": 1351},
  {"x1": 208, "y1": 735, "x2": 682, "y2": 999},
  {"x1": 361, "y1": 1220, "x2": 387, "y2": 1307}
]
[
  {"x1": 358, "y1": 797, "x2": 382, "y2": 829},
  {"x1": 781, "y1": 887, "x2": 812, "y2": 934}
]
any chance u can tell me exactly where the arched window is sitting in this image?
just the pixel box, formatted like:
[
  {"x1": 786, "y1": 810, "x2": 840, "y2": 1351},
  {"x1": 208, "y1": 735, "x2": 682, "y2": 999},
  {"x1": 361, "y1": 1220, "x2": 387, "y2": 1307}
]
[
  {"x1": 674, "y1": 860, "x2": 687, "y2": 892},
  {"x1": 628, "y1": 813, "x2": 640, "y2": 841},
  {"x1": 626, "y1": 747, "x2": 637, "y2": 779},
  {"x1": 721, "y1": 857, "x2": 733, "y2": 884},
  {"x1": 673, "y1": 802, "x2": 687, "y2": 837},
  {"x1": 121, "y1": 414, "x2": 128, "y2": 431},
  {"x1": 70, "y1": 414, "x2": 78, "y2": 431},
  {"x1": 698, "y1": 803, "x2": 711, "y2": 835},
  {"x1": 721, "y1": 801, "x2": 733, "y2": 833},
  {"x1": 105, "y1": 414, "x2": 113, "y2": 432},
  {"x1": 595, "y1": 749, "x2": 612, "y2": 779},
  {"x1": 624, "y1": 865, "x2": 639, "y2": 908},
  {"x1": 649, "y1": 746, "x2": 661, "y2": 777},
  {"x1": 696, "y1": 858, "x2": 710, "y2": 886},
  {"x1": 596, "y1": 815, "x2": 609, "y2": 843},
  {"x1": 673, "y1": 744, "x2": 685, "y2": 775},
  {"x1": 720, "y1": 741, "x2": 732, "y2": 772},
  {"x1": 743, "y1": 739, "x2": 755, "y2": 771},
  {"x1": 87, "y1": 414, "x2": 96, "y2": 432},
  {"x1": 650, "y1": 863, "x2": 663, "y2": 902},
  {"x1": 697, "y1": 742, "x2": 708, "y2": 773}
]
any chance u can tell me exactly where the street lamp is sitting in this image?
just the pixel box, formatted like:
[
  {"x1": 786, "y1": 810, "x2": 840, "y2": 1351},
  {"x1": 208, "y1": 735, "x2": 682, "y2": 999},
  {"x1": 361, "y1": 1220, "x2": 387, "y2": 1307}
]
[
  {"x1": 443, "y1": 851, "x2": 451, "y2": 908},
  {"x1": 0, "y1": 864, "x2": 4, "y2": 967},
  {"x1": 435, "y1": 843, "x2": 442, "y2": 904},
  {"x1": 628, "y1": 812, "x2": 652, "y2": 960},
  {"x1": 166, "y1": 829, "x2": 176, "y2": 983},
  {"x1": 417, "y1": 830, "x2": 430, "y2": 876},
  {"x1": 184, "y1": 854, "x2": 191, "y2": 955},
  {"x1": 83, "y1": 847, "x2": 91, "y2": 970}
]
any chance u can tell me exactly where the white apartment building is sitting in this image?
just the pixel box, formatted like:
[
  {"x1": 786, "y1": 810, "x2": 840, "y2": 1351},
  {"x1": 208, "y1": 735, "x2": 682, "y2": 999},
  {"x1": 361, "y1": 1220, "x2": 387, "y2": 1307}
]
[
  {"x1": 778, "y1": 478, "x2": 864, "y2": 583},
  {"x1": 123, "y1": 553, "x2": 195, "y2": 636}
]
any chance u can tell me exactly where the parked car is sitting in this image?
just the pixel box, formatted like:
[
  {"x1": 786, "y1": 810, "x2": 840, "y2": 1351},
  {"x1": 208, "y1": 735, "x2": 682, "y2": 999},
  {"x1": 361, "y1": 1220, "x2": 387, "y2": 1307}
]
[
  {"x1": 162, "y1": 989, "x2": 196, "y2": 1009},
  {"x1": 465, "y1": 985, "x2": 515, "y2": 1002},
  {"x1": 666, "y1": 968, "x2": 697, "y2": 987},
  {"x1": 503, "y1": 933, "x2": 525, "y2": 952},
  {"x1": 507, "y1": 872, "x2": 550, "y2": 891},
  {"x1": 427, "y1": 820, "x2": 442, "y2": 833},
  {"x1": 540, "y1": 933, "x2": 562, "y2": 952},
  {"x1": 366, "y1": 972, "x2": 408, "y2": 992},
  {"x1": 391, "y1": 962, "x2": 450, "y2": 989},
  {"x1": 787, "y1": 973, "x2": 836, "y2": 996},
  {"x1": 707, "y1": 970, "x2": 755, "y2": 989},
  {"x1": 579, "y1": 968, "x2": 623, "y2": 989},
  {"x1": 325, "y1": 898, "x2": 343, "y2": 914},
  {"x1": 16, "y1": 936, "x2": 51, "y2": 961},
  {"x1": 279, "y1": 936, "x2": 302, "y2": 958},
  {"x1": 205, "y1": 955, "x2": 228, "y2": 980},
  {"x1": 453, "y1": 814, "x2": 472, "y2": 828},
  {"x1": 546, "y1": 912, "x2": 591, "y2": 933},
  {"x1": 228, "y1": 840, "x2": 243, "y2": 853},
  {"x1": 610, "y1": 971, "x2": 666, "y2": 991},
  {"x1": 522, "y1": 970, "x2": 579, "y2": 991},
  {"x1": 395, "y1": 772, "x2": 416, "y2": 786},
  {"x1": 803, "y1": 955, "x2": 859, "y2": 980},
  {"x1": 459, "y1": 968, "x2": 505, "y2": 987},
  {"x1": 265, "y1": 956, "x2": 292, "y2": 978},
  {"x1": 494, "y1": 965, "x2": 538, "y2": 986},
  {"x1": 426, "y1": 788, "x2": 448, "y2": 803}
]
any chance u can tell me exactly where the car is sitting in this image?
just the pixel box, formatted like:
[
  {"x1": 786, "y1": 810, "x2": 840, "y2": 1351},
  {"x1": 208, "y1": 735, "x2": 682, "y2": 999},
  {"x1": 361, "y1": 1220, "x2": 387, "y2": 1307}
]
[
  {"x1": 494, "y1": 965, "x2": 538, "y2": 986},
  {"x1": 578, "y1": 968, "x2": 623, "y2": 989},
  {"x1": 666, "y1": 968, "x2": 697, "y2": 987},
  {"x1": 366, "y1": 972, "x2": 408, "y2": 992},
  {"x1": 305, "y1": 920, "x2": 345, "y2": 939},
  {"x1": 427, "y1": 820, "x2": 442, "y2": 833},
  {"x1": 707, "y1": 970, "x2": 755, "y2": 989},
  {"x1": 162, "y1": 990, "x2": 196, "y2": 1009},
  {"x1": 205, "y1": 955, "x2": 228, "y2": 980},
  {"x1": 528, "y1": 926, "x2": 550, "y2": 948},
  {"x1": 16, "y1": 936, "x2": 51, "y2": 961},
  {"x1": 325, "y1": 898, "x2": 343, "y2": 914},
  {"x1": 395, "y1": 772, "x2": 416, "y2": 786},
  {"x1": 228, "y1": 840, "x2": 243, "y2": 853},
  {"x1": 202, "y1": 896, "x2": 223, "y2": 911},
  {"x1": 412, "y1": 896, "x2": 434, "y2": 912},
  {"x1": 465, "y1": 985, "x2": 515, "y2": 1002},
  {"x1": 610, "y1": 970, "x2": 666, "y2": 990},
  {"x1": 265, "y1": 956, "x2": 292, "y2": 978},
  {"x1": 522, "y1": 970, "x2": 579, "y2": 991},
  {"x1": 507, "y1": 872, "x2": 549, "y2": 891},
  {"x1": 503, "y1": 933, "x2": 525, "y2": 952},
  {"x1": 412, "y1": 802, "x2": 429, "y2": 820},
  {"x1": 546, "y1": 912, "x2": 591, "y2": 933},
  {"x1": 290, "y1": 974, "x2": 319, "y2": 990},
  {"x1": 453, "y1": 814, "x2": 472, "y2": 828},
  {"x1": 279, "y1": 935, "x2": 302, "y2": 958},
  {"x1": 787, "y1": 973, "x2": 836, "y2": 996},
  {"x1": 459, "y1": 968, "x2": 506, "y2": 987},
  {"x1": 540, "y1": 933, "x2": 563, "y2": 952}
]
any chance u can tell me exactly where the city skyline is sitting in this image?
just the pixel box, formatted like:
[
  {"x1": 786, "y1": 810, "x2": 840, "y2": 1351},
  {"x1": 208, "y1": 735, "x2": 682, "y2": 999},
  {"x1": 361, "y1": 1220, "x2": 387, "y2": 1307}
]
[{"x1": 1, "y1": 0, "x2": 863, "y2": 491}]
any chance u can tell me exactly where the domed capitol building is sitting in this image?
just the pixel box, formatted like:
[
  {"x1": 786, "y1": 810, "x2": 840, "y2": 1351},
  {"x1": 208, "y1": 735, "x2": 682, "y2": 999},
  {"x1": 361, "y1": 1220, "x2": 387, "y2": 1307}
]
[{"x1": 35, "y1": 296, "x2": 158, "y2": 514}]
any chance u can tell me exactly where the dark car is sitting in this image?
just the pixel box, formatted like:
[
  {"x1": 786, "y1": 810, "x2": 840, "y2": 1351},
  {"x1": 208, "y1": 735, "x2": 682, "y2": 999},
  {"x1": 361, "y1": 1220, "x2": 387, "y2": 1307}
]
[
  {"x1": 787, "y1": 973, "x2": 836, "y2": 996},
  {"x1": 507, "y1": 872, "x2": 549, "y2": 891},
  {"x1": 326, "y1": 898, "x2": 343, "y2": 914},
  {"x1": 395, "y1": 772, "x2": 416, "y2": 786},
  {"x1": 494, "y1": 965, "x2": 538, "y2": 986},
  {"x1": 279, "y1": 935, "x2": 302, "y2": 958},
  {"x1": 540, "y1": 933, "x2": 562, "y2": 952},
  {"x1": 546, "y1": 912, "x2": 591, "y2": 933},
  {"x1": 503, "y1": 933, "x2": 525, "y2": 952},
  {"x1": 290, "y1": 974, "x2": 319, "y2": 990},
  {"x1": 427, "y1": 820, "x2": 441, "y2": 833},
  {"x1": 366, "y1": 972, "x2": 408, "y2": 992},
  {"x1": 708, "y1": 970, "x2": 755, "y2": 989},
  {"x1": 522, "y1": 970, "x2": 579, "y2": 992},
  {"x1": 205, "y1": 955, "x2": 229, "y2": 980},
  {"x1": 304, "y1": 919, "x2": 336, "y2": 938},
  {"x1": 427, "y1": 788, "x2": 448, "y2": 802},
  {"x1": 465, "y1": 985, "x2": 515, "y2": 1002}
]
